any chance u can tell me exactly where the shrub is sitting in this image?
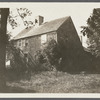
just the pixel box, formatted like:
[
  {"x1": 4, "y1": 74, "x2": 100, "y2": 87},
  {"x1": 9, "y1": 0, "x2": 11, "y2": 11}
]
[
  {"x1": 6, "y1": 39, "x2": 62, "y2": 78},
  {"x1": 35, "y1": 39, "x2": 62, "y2": 71}
]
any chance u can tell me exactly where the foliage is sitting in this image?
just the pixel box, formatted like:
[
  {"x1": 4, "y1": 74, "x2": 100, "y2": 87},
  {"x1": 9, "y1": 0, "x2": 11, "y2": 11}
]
[
  {"x1": 81, "y1": 8, "x2": 100, "y2": 57},
  {"x1": 35, "y1": 39, "x2": 62, "y2": 70},
  {"x1": 6, "y1": 46, "x2": 32, "y2": 80},
  {"x1": 35, "y1": 50, "x2": 46, "y2": 64},
  {"x1": 43, "y1": 39, "x2": 61, "y2": 67},
  {"x1": 8, "y1": 8, "x2": 33, "y2": 29},
  {"x1": 6, "y1": 39, "x2": 62, "y2": 78},
  {"x1": 6, "y1": 33, "x2": 14, "y2": 61}
]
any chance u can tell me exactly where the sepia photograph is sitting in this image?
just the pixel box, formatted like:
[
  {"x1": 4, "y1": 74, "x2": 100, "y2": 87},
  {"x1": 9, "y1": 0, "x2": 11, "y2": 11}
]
[{"x1": 1, "y1": 2, "x2": 100, "y2": 95}]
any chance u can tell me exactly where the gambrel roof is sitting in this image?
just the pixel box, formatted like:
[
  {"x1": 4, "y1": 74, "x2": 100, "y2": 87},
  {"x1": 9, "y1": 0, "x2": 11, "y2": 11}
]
[{"x1": 14, "y1": 16, "x2": 70, "y2": 40}]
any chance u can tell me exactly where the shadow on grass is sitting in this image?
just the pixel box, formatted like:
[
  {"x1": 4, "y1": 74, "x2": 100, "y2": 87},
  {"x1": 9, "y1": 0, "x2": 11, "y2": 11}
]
[
  {"x1": 2, "y1": 86, "x2": 36, "y2": 93},
  {"x1": 4, "y1": 72, "x2": 36, "y2": 93}
]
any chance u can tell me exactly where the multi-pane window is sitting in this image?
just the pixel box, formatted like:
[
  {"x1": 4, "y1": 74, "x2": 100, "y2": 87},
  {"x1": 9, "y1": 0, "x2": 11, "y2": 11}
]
[
  {"x1": 18, "y1": 39, "x2": 28, "y2": 47},
  {"x1": 41, "y1": 34, "x2": 47, "y2": 44}
]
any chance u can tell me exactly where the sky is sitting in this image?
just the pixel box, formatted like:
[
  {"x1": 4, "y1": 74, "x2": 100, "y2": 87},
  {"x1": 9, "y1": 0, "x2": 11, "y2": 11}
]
[{"x1": 2, "y1": 3, "x2": 100, "y2": 40}]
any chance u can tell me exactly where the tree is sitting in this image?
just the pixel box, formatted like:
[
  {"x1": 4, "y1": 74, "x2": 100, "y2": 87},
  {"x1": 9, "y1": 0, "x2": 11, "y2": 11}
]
[
  {"x1": 7, "y1": 8, "x2": 33, "y2": 57},
  {"x1": 0, "y1": 8, "x2": 9, "y2": 92},
  {"x1": 81, "y1": 8, "x2": 100, "y2": 57},
  {"x1": 34, "y1": 39, "x2": 62, "y2": 71},
  {"x1": 8, "y1": 8, "x2": 33, "y2": 29},
  {"x1": 42, "y1": 39, "x2": 62, "y2": 70}
]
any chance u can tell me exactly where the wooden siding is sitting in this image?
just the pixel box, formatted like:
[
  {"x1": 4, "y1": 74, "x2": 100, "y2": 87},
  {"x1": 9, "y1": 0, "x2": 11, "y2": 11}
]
[
  {"x1": 14, "y1": 31, "x2": 57, "y2": 58},
  {"x1": 29, "y1": 36, "x2": 41, "y2": 58},
  {"x1": 57, "y1": 17, "x2": 84, "y2": 71},
  {"x1": 14, "y1": 36, "x2": 41, "y2": 58},
  {"x1": 57, "y1": 17, "x2": 83, "y2": 55}
]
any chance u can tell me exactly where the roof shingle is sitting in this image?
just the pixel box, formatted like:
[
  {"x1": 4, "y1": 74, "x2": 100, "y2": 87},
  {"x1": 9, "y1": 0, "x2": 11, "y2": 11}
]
[{"x1": 13, "y1": 16, "x2": 70, "y2": 40}]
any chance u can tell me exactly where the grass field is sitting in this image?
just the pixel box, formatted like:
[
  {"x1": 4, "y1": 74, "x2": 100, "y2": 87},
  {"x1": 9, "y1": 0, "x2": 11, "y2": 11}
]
[{"x1": 7, "y1": 71, "x2": 100, "y2": 93}]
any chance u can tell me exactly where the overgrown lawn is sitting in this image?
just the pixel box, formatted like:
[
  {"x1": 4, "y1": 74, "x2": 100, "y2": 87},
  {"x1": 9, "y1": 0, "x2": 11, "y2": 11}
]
[{"x1": 7, "y1": 71, "x2": 100, "y2": 93}]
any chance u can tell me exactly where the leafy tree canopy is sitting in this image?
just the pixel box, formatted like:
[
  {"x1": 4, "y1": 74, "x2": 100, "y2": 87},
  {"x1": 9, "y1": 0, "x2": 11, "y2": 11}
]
[
  {"x1": 8, "y1": 8, "x2": 33, "y2": 29},
  {"x1": 81, "y1": 8, "x2": 100, "y2": 57}
]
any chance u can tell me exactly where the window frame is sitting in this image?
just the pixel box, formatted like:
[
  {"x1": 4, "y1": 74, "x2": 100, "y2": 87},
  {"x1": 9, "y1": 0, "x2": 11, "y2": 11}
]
[
  {"x1": 18, "y1": 40, "x2": 22, "y2": 47},
  {"x1": 41, "y1": 34, "x2": 47, "y2": 45}
]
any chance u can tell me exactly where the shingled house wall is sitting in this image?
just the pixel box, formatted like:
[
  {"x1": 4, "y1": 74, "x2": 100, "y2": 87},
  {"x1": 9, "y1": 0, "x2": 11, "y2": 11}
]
[
  {"x1": 14, "y1": 31, "x2": 57, "y2": 58},
  {"x1": 57, "y1": 17, "x2": 85, "y2": 72}
]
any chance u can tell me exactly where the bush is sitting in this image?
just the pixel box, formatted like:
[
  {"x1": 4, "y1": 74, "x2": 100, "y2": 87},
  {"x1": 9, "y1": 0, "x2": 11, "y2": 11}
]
[
  {"x1": 34, "y1": 39, "x2": 62, "y2": 71},
  {"x1": 6, "y1": 39, "x2": 62, "y2": 79}
]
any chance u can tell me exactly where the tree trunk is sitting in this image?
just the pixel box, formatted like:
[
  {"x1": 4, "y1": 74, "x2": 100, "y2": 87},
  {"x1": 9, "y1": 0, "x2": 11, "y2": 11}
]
[{"x1": 0, "y1": 8, "x2": 9, "y2": 92}]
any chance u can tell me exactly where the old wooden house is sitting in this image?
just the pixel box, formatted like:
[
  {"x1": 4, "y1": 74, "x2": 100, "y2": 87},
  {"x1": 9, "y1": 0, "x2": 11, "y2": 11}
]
[{"x1": 13, "y1": 16, "x2": 85, "y2": 72}]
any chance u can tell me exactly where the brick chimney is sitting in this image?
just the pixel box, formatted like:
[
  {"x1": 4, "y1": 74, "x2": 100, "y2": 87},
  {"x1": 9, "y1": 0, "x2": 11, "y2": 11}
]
[{"x1": 34, "y1": 15, "x2": 44, "y2": 27}]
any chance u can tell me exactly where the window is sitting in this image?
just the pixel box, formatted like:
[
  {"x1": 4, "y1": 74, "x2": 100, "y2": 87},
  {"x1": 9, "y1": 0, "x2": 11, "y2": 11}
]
[
  {"x1": 25, "y1": 39, "x2": 28, "y2": 46},
  {"x1": 18, "y1": 40, "x2": 21, "y2": 46},
  {"x1": 22, "y1": 39, "x2": 25, "y2": 46},
  {"x1": 41, "y1": 34, "x2": 47, "y2": 44},
  {"x1": 48, "y1": 33, "x2": 57, "y2": 42},
  {"x1": 53, "y1": 34, "x2": 57, "y2": 41}
]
